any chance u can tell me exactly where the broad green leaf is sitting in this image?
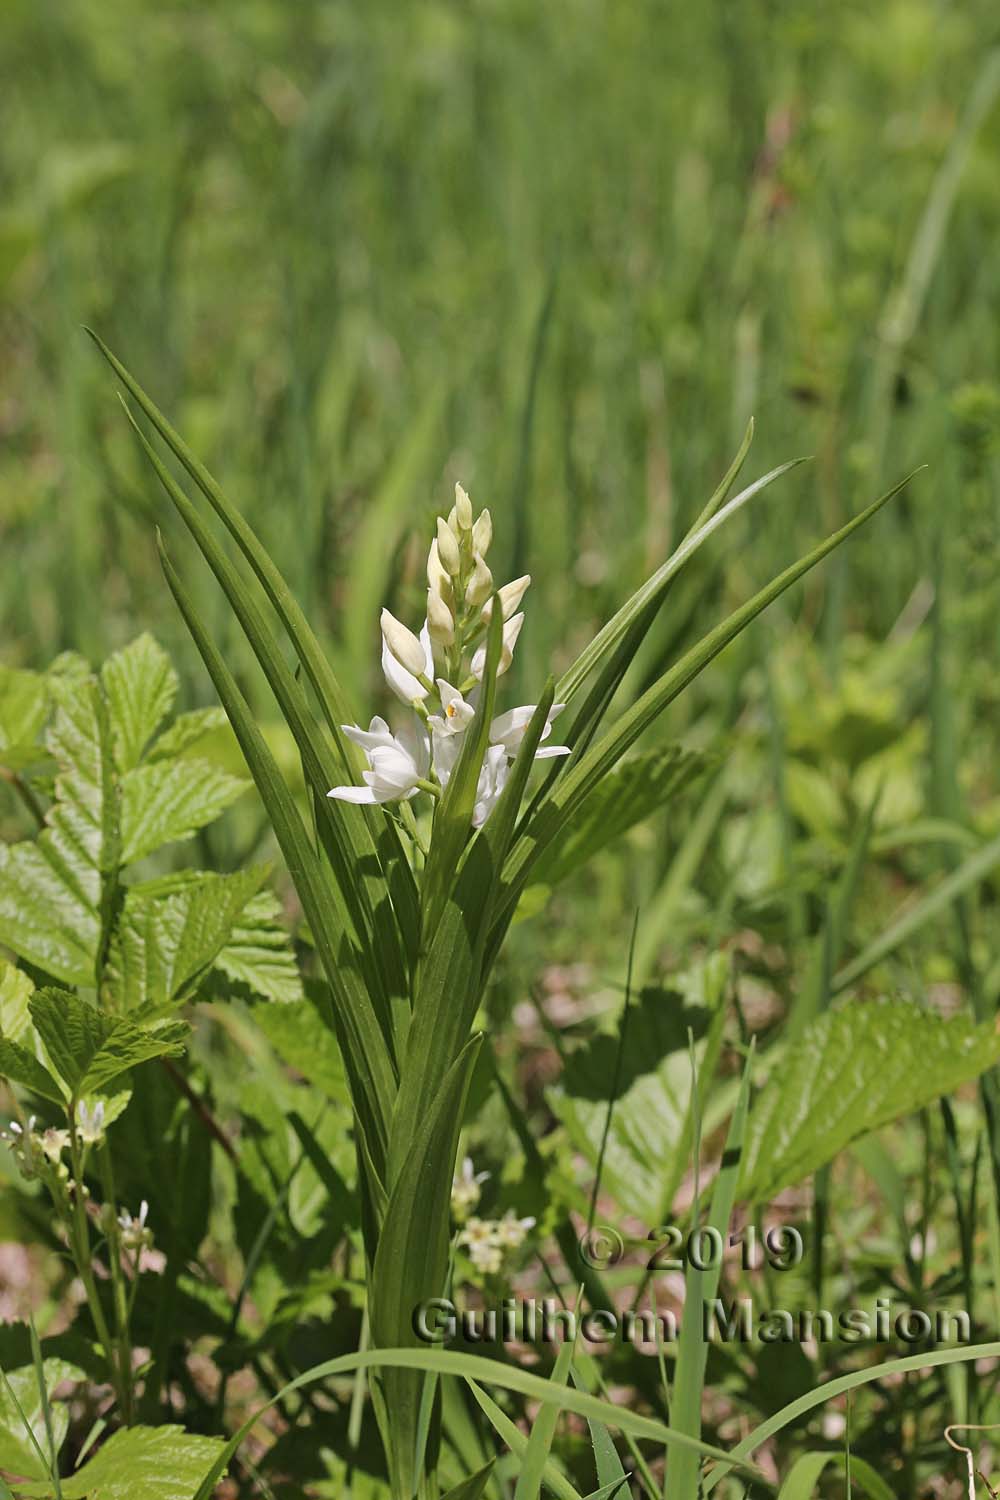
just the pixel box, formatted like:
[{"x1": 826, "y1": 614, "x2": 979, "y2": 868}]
[
  {"x1": 104, "y1": 868, "x2": 267, "y2": 1010},
  {"x1": 440, "y1": 1460, "x2": 497, "y2": 1500},
  {"x1": 0, "y1": 678, "x2": 118, "y2": 986},
  {"x1": 0, "y1": 960, "x2": 34, "y2": 1044},
  {"x1": 250, "y1": 995, "x2": 347, "y2": 1101},
  {"x1": 27, "y1": 988, "x2": 187, "y2": 1097},
  {"x1": 776, "y1": 1451, "x2": 894, "y2": 1500},
  {"x1": 210, "y1": 890, "x2": 304, "y2": 1004},
  {"x1": 531, "y1": 745, "x2": 708, "y2": 888},
  {"x1": 0, "y1": 1039, "x2": 64, "y2": 1105},
  {"x1": 146, "y1": 706, "x2": 228, "y2": 761},
  {"x1": 0, "y1": 1360, "x2": 82, "y2": 1481},
  {"x1": 119, "y1": 758, "x2": 249, "y2": 864},
  {"x1": 0, "y1": 667, "x2": 49, "y2": 767},
  {"x1": 739, "y1": 999, "x2": 1000, "y2": 1201},
  {"x1": 548, "y1": 955, "x2": 729, "y2": 1223},
  {"x1": 100, "y1": 633, "x2": 177, "y2": 771},
  {"x1": 18, "y1": 1423, "x2": 225, "y2": 1499}
]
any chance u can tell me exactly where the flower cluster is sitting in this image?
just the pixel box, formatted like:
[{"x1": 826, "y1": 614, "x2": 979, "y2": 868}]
[
  {"x1": 328, "y1": 485, "x2": 569, "y2": 825},
  {"x1": 451, "y1": 1156, "x2": 489, "y2": 1222},
  {"x1": 458, "y1": 1211, "x2": 536, "y2": 1276},
  {"x1": 2, "y1": 1116, "x2": 71, "y2": 1184},
  {"x1": 117, "y1": 1200, "x2": 153, "y2": 1254}
]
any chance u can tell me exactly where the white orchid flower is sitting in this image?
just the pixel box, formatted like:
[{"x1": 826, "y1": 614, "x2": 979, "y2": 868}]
[
  {"x1": 381, "y1": 620, "x2": 435, "y2": 704},
  {"x1": 490, "y1": 702, "x2": 570, "y2": 761},
  {"x1": 472, "y1": 744, "x2": 509, "y2": 828},
  {"x1": 328, "y1": 717, "x2": 431, "y2": 805},
  {"x1": 427, "y1": 682, "x2": 476, "y2": 788},
  {"x1": 471, "y1": 612, "x2": 524, "y2": 681}
]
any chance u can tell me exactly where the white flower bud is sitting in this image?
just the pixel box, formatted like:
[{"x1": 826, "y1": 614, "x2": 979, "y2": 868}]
[
  {"x1": 380, "y1": 608, "x2": 429, "y2": 679},
  {"x1": 472, "y1": 508, "x2": 493, "y2": 556},
  {"x1": 426, "y1": 539, "x2": 453, "y2": 606},
  {"x1": 465, "y1": 553, "x2": 494, "y2": 608},
  {"x1": 426, "y1": 588, "x2": 455, "y2": 645},
  {"x1": 482, "y1": 574, "x2": 530, "y2": 623},
  {"x1": 472, "y1": 612, "x2": 524, "y2": 680},
  {"x1": 454, "y1": 482, "x2": 473, "y2": 533},
  {"x1": 436, "y1": 516, "x2": 462, "y2": 576}
]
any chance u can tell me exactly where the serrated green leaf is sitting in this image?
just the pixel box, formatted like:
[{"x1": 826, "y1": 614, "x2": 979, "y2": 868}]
[
  {"x1": 740, "y1": 999, "x2": 1000, "y2": 1201},
  {"x1": 0, "y1": 678, "x2": 118, "y2": 987},
  {"x1": 0, "y1": 1360, "x2": 83, "y2": 1481},
  {"x1": 210, "y1": 890, "x2": 303, "y2": 1004},
  {"x1": 0, "y1": 960, "x2": 34, "y2": 1044},
  {"x1": 17, "y1": 1423, "x2": 225, "y2": 1499},
  {"x1": 146, "y1": 707, "x2": 228, "y2": 762},
  {"x1": 548, "y1": 955, "x2": 729, "y2": 1223},
  {"x1": 0, "y1": 1039, "x2": 64, "y2": 1104},
  {"x1": 0, "y1": 667, "x2": 49, "y2": 765},
  {"x1": 531, "y1": 745, "x2": 708, "y2": 887},
  {"x1": 119, "y1": 757, "x2": 249, "y2": 864},
  {"x1": 101, "y1": 633, "x2": 177, "y2": 772},
  {"x1": 27, "y1": 988, "x2": 187, "y2": 1097},
  {"x1": 104, "y1": 868, "x2": 267, "y2": 1010}
]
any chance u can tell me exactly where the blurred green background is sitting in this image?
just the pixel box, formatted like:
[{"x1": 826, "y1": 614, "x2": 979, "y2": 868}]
[{"x1": 2, "y1": 0, "x2": 999, "y2": 840}]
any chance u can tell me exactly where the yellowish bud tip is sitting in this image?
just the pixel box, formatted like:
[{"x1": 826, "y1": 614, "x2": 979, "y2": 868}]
[{"x1": 454, "y1": 482, "x2": 473, "y2": 532}]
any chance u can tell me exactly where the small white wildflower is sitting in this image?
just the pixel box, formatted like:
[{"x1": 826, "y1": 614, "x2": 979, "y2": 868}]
[
  {"x1": 381, "y1": 620, "x2": 435, "y2": 704},
  {"x1": 75, "y1": 1099, "x2": 106, "y2": 1146},
  {"x1": 471, "y1": 612, "x2": 524, "y2": 681},
  {"x1": 451, "y1": 1157, "x2": 489, "y2": 1221},
  {"x1": 118, "y1": 1199, "x2": 153, "y2": 1253},
  {"x1": 468, "y1": 1240, "x2": 504, "y2": 1275},
  {"x1": 490, "y1": 703, "x2": 570, "y2": 761},
  {"x1": 493, "y1": 1211, "x2": 536, "y2": 1250},
  {"x1": 41, "y1": 1128, "x2": 71, "y2": 1163},
  {"x1": 328, "y1": 718, "x2": 430, "y2": 806}
]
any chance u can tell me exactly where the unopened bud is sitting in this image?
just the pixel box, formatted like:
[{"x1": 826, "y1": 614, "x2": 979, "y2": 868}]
[
  {"x1": 427, "y1": 588, "x2": 455, "y2": 645},
  {"x1": 380, "y1": 609, "x2": 428, "y2": 678},
  {"x1": 483, "y1": 574, "x2": 530, "y2": 624},
  {"x1": 427, "y1": 539, "x2": 454, "y2": 606},
  {"x1": 472, "y1": 508, "x2": 493, "y2": 556},
  {"x1": 436, "y1": 516, "x2": 462, "y2": 576},
  {"x1": 454, "y1": 483, "x2": 473, "y2": 533},
  {"x1": 465, "y1": 553, "x2": 494, "y2": 608},
  {"x1": 472, "y1": 611, "x2": 524, "y2": 680}
]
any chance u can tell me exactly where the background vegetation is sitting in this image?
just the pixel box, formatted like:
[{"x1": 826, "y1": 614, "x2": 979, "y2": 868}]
[{"x1": 2, "y1": 0, "x2": 1000, "y2": 1495}]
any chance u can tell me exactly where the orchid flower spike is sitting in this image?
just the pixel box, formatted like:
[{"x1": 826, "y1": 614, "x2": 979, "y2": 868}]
[{"x1": 329, "y1": 718, "x2": 431, "y2": 805}]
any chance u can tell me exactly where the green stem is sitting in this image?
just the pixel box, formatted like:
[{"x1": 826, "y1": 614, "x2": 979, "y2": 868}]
[
  {"x1": 98, "y1": 1143, "x2": 136, "y2": 1425},
  {"x1": 67, "y1": 1133, "x2": 128, "y2": 1418}
]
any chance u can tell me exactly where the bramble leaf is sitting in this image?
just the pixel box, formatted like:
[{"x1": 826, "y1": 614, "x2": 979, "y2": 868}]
[
  {"x1": 0, "y1": 1360, "x2": 83, "y2": 1480},
  {"x1": 101, "y1": 632, "x2": 178, "y2": 772},
  {"x1": 17, "y1": 1423, "x2": 226, "y2": 1498},
  {"x1": 119, "y1": 757, "x2": 249, "y2": 865},
  {"x1": 210, "y1": 890, "x2": 304, "y2": 1005},
  {"x1": 740, "y1": 998, "x2": 1000, "y2": 1200}
]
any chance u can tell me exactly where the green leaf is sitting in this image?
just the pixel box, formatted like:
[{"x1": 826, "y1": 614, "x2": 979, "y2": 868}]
[
  {"x1": 499, "y1": 471, "x2": 919, "y2": 921},
  {"x1": 776, "y1": 1451, "x2": 894, "y2": 1500},
  {"x1": 18, "y1": 1424, "x2": 225, "y2": 1499},
  {"x1": 0, "y1": 678, "x2": 118, "y2": 987},
  {"x1": 467, "y1": 1379, "x2": 585, "y2": 1500},
  {"x1": 210, "y1": 890, "x2": 304, "y2": 1005},
  {"x1": 548, "y1": 955, "x2": 729, "y2": 1223},
  {"x1": 0, "y1": 1039, "x2": 64, "y2": 1105},
  {"x1": 0, "y1": 960, "x2": 34, "y2": 1044},
  {"x1": 27, "y1": 988, "x2": 187, "y2": 1097},
  {"x1": 250, "y1": 993, "x2": 348, "y2": 1100},
  {"x1": 100, "y1": 633, "x2": 177, "y2": 772},
  {"x1": 0, "y1": 1360, "x2": 82, "y2": 1481},
  {"x1": 740, "y1": 999, "x2": 1000, "y2": 1201},
  {"x1": 371, "y1": 1036, "x2": 483, "y2": 1499},
  {"x1": 440, "y1": 1460, "x2": 497, "y2": 1500},
  {"x1": 0, "y1": 667, "x2": 50, "y2": 767},
  {"x1": 146, "y1": 707, "x2": 228, "y2": 762},
  {"x1": 516, "y1": 1332, "x2": 577, "y2": 1500},
  {"x1": 531, "y1": 745, "x2": 708, "y2": 887},
  {"x1": 119, "y1": 758, "x2": 249, "y2": 864},
  {"x1": 104, "y1": 868, "x2": 267, "y2": 1010}
]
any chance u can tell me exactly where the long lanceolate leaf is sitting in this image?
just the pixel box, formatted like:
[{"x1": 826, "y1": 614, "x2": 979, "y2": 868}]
[
  {"x1": 121, "y1": 407, "x2": 409, "y2": 1047},
  {"x1": 156, "y1": 536, "x2": 397, "y2": 1171},
  {"x1": 496, "y1": 470, "x2": 920, "y2": 929},
  {"x1": 88, "y1": 331, "x2": 421, "y2": 958}
]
